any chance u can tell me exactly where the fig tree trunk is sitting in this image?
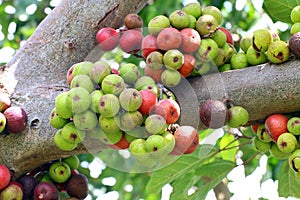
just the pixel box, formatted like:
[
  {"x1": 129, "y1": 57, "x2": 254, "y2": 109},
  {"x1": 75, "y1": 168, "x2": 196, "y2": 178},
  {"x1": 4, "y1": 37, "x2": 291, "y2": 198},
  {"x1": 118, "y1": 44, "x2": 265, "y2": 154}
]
[{"x1": 0, "y1": 0, "x2": 300, "y2": 181}]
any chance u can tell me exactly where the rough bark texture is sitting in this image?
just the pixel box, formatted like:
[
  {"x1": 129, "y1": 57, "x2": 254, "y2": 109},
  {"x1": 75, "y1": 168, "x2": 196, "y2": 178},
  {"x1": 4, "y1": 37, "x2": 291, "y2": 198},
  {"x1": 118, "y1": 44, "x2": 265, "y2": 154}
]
[
  {"x1": 0, "y1": 0, "x2": 300, "y2": 180},
  {"x1": 0, "y1": 0, "x2": 148, "y2": 178}
]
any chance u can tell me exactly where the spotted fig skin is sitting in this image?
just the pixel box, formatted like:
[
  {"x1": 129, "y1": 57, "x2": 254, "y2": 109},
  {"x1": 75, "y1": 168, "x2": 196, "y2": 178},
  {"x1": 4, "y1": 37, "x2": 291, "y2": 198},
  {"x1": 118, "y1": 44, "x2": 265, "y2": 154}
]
[
  {"x1": 289, "y1": 32, "x2": 300, "y2": 58},
  {"x1": 4, "y1": 106, "x2": 27, "y2": 134},
  {"x1": 199, "y1": 100, "x2": 228, "y2": 129}
]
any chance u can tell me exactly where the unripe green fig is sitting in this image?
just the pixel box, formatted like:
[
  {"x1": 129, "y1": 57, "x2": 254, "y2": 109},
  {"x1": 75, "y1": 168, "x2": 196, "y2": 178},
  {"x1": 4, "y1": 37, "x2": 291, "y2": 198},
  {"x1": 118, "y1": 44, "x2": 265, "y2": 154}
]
[
  {"x1": 202, "y1": 6, "x2": 222, "y2": 24},
  {"x1": 227, "y1": 106, "x2": 249, "y2": 128},
  {"x1": 119, "y1": 63, "x2": 140, "y2": 84},
  {"x1": 169, "y1": 10, "x2": 190, "y2": 29},
  {"x1": 182, "y1": 2, "x2": 202, "y2": 19},
  {"x1": 230, "y1": 52, "x2": 248, "y2": 69},
  {"x1": 148, "y1": 15, "x2": 170, "y2": 36},
  {"x1": 252, "y1": 29, "x2": 272, "y2": 52},
  {"x1": 267, "y1": 40, "x2": 289, "y2": 64}
]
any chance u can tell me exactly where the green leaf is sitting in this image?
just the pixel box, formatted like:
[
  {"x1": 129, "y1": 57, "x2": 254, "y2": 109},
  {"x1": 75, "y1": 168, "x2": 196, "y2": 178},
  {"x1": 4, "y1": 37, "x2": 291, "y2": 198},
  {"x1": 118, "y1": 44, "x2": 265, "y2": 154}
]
[
  {"x1": 220, "y1": 133, "x2": 239, "y2": 162},
  {"x1": 169, "y1": 171, "x2": 199, "y2": 200},
  {"x1": 278, "y1": 160, "x2": 300, "y2": 198},
  {"x1": 146, "y1": 144, "x2": 217, "y2": 194},
  {"x1": 190, "y1": 160, "x2": 236, "y2": 200},
  {"x1": 263, "y1": 0, "x2": 300, "y2": 23}
]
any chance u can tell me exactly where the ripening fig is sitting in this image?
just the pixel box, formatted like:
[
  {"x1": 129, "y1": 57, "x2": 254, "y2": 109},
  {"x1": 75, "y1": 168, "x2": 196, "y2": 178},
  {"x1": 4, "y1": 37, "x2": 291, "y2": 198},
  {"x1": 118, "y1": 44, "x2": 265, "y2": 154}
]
[
  {"x1": 99, "y1": 115, "x2": 120, "y2": 134},
  {"x1": 72, "y1": 61, "x2": 94, "y2": 77},
  {"x1": 98, "y1": 94, "x2": 120, "y2": 118},
  {"x1": 66, "y1": 174, "x2": 88, "y2": 199},
  {"x1": 124, "y1": 13, "x2": 143, "y2": 29},
  {"x1": 150, "y1": 99, "x2": 180, "y2": 124},
  {"x1": 141, "y1": 34, "x2": 158, "y2": 58},
  {"x1": 252, "y1": 29, "x2": 272, "y2": 52},
  {"x1": 119, "y1": 88, "x2": 142, "y2": 112},
  {"x1": 256, "y1": 124, "x2": 272, "y2": 143},
  {"x1": 119, "y1": 29, "x2": 143, "y2": 53},
  {"x1": 291, "y1": 5, "x2": 300, "y2": 23},
  {"x1": 4, "y1": 106, "x2": 28, "y2": 134},
  {"x1": 109, "y1": 133, "x2": 131, "y2": 150},
  {"x1": 101, "y1": 74, "x2": 125, "y2": 96},
  {"x1": 119, "y1": 63, "x2": 141, "y2": 84},
  {"x1": 90, "y1": 90, "x2": 104, "y2": 113},
  {"x1": 129, "y1": 138, "x2": 149, "y2": 162},
  {"x1": 55, "y1": 92, "x2": 73, "y2": 119},
  {"x1": 182, "y1": 2, "x2": 202, "y2": 19},
  {"x1": 246, "y1": 46, "x2": 268, "y2": 66},
  {"x1": 145, "y1": 134, "x2": 167, "y2": 158},
  {"x1": 146, "y1": 51, "x2": 164, "y2": 70},
  {"x1": 230, "y1": 52, "x2": 249, "y2": 69},
  {"x1": 145, "y1": 114, "x2": 168, "y2": 134},
  {"x1": 196, "y1": 14, "x2": 218, "y2": 36},
  {"x1": 70, "y1": 74, "x2": 95, "y2": 93},
  {"x1": 211, "y1": 29, "x2": 226, "y2": 48},
  {"x1": 178, "y1": 54, "x2": 196, "y2": 77},
  {"x1": 49, "y1": 108, "x2": 69, "y2": 129},
  {"x1": 218, "y1": 27, "x2": 234, "y2": 45},
  {"x1": 54, "y1": 129, "x2": 78, "y2": 151},
  {"x1": 267, "y1": 40, "x2": 290, "y2": 64},
  {"x1": 73, "y1": 109, "x2": 98, "y2": 131},
  {"x1": 196, "y1": 38, "x2": 219, "y2": 60},
  {"x1": 66, "y1": 87, "x2": 91, "y2": 114},
  {"x1": 148, "y1": 15, "x2": 170, "y2": 36},
  {"x1": 138, "y1": 89, "x2": 158, "y2": 116},
  {"x1": 141, "y1": 84, "x2": 160, "y2": 97},
  {"x1": 156, "y1": 27, "x2": 182, "y2": 51},
  {"x1": 287, "y1": 117, "x2": 300, "y2": 135},
  {"x1": 169, "y1": 10, "x2": 190, "y2": 29},
  {"x1": 134, "y1": 76, "x2": 155, "y2": 90},
  {"x1": 289, "y1": 32, "x2": 300, "y2": 58},
  {"x1": 227, "y1": 106, "x2": 249, "y2": 128},
  {"x1": 277, "y1": 132, "x2": 297, "y2": 153},
  {"x1": 96, "y1": 27, "x2": 120, "y2": 51},
  {"x1": 0, "y1": 182, "x2": 23, "y2": 200},
  {"x1": 119, "y1": 111, "x2": 143, "y2": 132},
  {"x1": 34, "y1": 182, "x2": 59, "y2": 200},
  {"x1": 214, "y1": 48, "x2": 227, "y2": 67},
  {"x1": 240, "y1": 33, "x2": 253, "y2": 52},
  {"x1": 0, "y1": 164, "x2": 10, "y2": 190},
  {"x1": 199, "y1": 99, "x2": 228, "y2": 129},
  {"x1": 265, "y1": 113, "x2": 288, "y2": 142},
  {"x1": 202, "y1": 6, "x2": 223, "y2": 24},
  {"x1": 49, "y1": 161, "x2": 71, "y2": 183},
  {"x1": 89, "y1": 60, "x2": 111, "y2": 84},
  {"x1": 163, "y1": 49, "x2": 184, "y2": 70},
  {"x1": 161, "y1": 69, "x2": 181, "y2": 87},
  {"x1": 171, "y1": 125, "x2": 199, "y2": 155},
  {"x1": 61, "y1": 122, "x2": 85, "y2": 144}
]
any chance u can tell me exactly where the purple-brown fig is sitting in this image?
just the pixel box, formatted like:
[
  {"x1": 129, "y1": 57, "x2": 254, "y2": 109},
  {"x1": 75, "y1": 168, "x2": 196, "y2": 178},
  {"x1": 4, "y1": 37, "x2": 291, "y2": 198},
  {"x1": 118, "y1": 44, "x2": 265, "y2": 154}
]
[{"x1": 4, "y1": 106, "x2": 27, "y2": 134}]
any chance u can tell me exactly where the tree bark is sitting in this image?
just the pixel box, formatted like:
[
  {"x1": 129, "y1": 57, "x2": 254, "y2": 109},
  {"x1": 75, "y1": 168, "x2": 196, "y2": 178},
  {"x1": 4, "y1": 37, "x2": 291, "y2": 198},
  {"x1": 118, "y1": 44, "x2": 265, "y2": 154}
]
[{"x1": 1, "y1": 0, "x2": 300, "y2": 180}]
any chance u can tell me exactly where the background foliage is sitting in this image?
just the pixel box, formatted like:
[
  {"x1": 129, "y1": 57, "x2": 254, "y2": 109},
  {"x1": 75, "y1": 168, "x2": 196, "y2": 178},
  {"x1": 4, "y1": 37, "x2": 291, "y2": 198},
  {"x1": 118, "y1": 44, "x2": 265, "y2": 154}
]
[{"x1": 0, "y1": 0, "x2": 299, "y2": 199}]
